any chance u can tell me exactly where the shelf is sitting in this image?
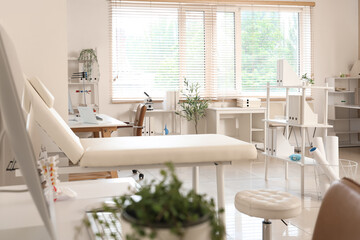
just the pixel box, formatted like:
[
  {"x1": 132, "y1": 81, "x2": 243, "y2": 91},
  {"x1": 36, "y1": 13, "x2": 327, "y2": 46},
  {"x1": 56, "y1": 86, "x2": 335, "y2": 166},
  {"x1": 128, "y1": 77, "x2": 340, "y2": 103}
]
[
  {"x1": 329, "y1": 91, "x2": 355, "y2": 93},
  {"x1": 251, "y1": 128, "x2": 264, "y2": 132},
  {"x1": 132, "y1": 109, "x2": 176, "y2": 113},
  {"x1": 262, "y1": 152, "x2": 316, "y2": 166},
  {"x1": 333, "y1": 105, "x2": 360, "y2": 109},
  {"x1": 208, "y1": 107, "x2": 266, "y2": 111},
  {"x1": 72, "y1": 105, "x2": 99, "y2": 109},
  {"x1": 334, "y1": 131, "x2": 360, "y2": 134},
  {"x1": 268, "y1": 85, "x2": 333, "y2": 90},
  {"x1": 339, "y1": 143, "x2": 360, "y2": 147},
  {"x1": 69, "y1": 82, "x2": 98, "y2": 85},
  {"x1": 264, "y1": 119, "x2": 333, "y2": 128},
  {"x1": 329, "y1": 118, "x2": 360, "y2": 121},
  {"x1": 331, "y1": 77, "x2": 360, "y2": 80}
]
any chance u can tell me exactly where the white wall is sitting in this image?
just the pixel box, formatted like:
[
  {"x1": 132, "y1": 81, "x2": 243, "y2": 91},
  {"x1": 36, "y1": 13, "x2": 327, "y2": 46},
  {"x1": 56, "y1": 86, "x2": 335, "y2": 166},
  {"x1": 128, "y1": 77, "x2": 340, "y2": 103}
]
[
  {"x1": 0, "y1": 0, "x2": 68, "y2": 185},
  {"x1": 67, "y1": 0, "x2": 358, "y2": 134},
  {"x1": 0, "y1": 0, "x2": 68, "y2": 119},
  {"x1": 312, "y1": 0, "x2": 358, "y2": 122}
]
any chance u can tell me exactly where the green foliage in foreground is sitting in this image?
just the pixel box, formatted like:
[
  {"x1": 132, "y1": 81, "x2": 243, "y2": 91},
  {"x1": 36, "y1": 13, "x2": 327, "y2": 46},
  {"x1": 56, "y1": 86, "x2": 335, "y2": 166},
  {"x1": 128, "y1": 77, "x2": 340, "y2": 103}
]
[{"x1": 83, "y1": 163, "x2": 224, "y2": 240}]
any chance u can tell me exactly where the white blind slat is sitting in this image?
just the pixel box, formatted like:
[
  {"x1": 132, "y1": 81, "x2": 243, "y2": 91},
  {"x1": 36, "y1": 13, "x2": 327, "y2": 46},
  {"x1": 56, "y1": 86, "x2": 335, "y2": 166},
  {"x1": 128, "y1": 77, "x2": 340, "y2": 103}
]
[{"x1": 109, "y1": 1, "x2": 313, "y2": 100}]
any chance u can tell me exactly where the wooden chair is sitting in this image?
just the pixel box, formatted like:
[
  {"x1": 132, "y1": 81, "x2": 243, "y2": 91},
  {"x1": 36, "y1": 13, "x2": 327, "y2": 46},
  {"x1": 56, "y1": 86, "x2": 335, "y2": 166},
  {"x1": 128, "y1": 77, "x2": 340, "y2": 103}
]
[
  {"x1": 124, "y1": 104, "x2": 147, "y2": 179},
  {"x1": 128, "y1": 104, "x2": 147, "y2": 136}
]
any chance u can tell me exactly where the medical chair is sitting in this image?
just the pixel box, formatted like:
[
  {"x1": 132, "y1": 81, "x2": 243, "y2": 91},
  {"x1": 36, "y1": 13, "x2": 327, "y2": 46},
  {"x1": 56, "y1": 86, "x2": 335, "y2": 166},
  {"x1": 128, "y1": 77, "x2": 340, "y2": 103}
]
[{"x1": 22, "y1": 76, "x2": 257, "y2": 224}]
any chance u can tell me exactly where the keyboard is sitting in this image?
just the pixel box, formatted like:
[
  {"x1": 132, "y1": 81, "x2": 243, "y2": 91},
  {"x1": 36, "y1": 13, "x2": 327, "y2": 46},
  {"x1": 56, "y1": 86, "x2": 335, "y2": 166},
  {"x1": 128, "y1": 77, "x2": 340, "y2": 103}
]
[{"x1": 86, "y1": 211, "x2": 123, "y2": 240}]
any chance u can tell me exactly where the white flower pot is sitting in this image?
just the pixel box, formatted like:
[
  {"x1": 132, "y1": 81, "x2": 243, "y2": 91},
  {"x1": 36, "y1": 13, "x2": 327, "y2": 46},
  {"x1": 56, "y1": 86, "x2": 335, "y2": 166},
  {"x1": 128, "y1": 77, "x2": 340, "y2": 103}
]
[{"x1": 121, "y1": 212, "x2": 212, "y2": 240}]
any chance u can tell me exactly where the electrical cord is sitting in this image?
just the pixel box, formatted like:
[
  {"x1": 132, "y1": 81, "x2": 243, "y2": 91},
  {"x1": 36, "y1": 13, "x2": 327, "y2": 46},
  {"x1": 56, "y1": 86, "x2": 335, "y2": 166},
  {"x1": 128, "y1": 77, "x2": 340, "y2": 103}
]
[{"x1": 0, "y1": 188, "x2": 28, "y2": 193}]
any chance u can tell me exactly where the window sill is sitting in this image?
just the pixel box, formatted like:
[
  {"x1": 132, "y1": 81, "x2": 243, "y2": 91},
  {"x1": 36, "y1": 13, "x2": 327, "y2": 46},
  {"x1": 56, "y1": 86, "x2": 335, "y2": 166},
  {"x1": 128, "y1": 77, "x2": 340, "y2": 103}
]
[{"x1": 112, "y1": 96, "x2": 314, "y2": 104}]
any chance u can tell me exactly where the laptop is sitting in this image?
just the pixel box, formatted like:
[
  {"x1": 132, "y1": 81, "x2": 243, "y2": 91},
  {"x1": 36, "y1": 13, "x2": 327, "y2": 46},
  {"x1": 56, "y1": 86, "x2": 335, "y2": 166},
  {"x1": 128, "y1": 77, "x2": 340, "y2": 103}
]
[{"x1": 77, "y1": 106, "x2": 98, "y2": 124}]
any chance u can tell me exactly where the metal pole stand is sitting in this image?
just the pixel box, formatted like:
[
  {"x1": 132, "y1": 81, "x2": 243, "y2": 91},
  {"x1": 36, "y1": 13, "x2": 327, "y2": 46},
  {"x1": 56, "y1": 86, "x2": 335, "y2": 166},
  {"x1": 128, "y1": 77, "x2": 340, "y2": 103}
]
[{"x1": 262, "y1": 219, "x2": 272, "y2": 240}]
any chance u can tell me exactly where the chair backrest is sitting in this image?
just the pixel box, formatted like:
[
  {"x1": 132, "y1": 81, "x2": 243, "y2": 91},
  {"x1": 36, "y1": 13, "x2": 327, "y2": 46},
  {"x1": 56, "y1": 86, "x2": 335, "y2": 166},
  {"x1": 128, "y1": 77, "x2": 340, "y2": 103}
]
[
  {"x1": 312, "y1": 178, "x2": 360, "y2": 240},
  {"x1": 133, "y1": 104, "x2": 147, "y2": 136},
  {"x1": 23, "y1": 77, "x2": 84, "y2": 164}
]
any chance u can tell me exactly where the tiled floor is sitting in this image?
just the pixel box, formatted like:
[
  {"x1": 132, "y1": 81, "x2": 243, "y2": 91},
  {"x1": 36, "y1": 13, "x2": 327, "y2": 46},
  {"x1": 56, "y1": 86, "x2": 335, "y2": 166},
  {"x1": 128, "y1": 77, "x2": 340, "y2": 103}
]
[{"x1": 132, "y1": 148, "x2": 360, "y2": 240}]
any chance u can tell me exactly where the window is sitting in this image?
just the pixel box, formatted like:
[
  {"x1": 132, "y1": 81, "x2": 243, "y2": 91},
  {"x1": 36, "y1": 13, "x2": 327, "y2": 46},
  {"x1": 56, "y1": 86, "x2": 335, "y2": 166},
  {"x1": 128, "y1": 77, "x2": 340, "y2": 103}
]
[{"x1": 110, "y1": 1, "x2": 312, "y2": 101}]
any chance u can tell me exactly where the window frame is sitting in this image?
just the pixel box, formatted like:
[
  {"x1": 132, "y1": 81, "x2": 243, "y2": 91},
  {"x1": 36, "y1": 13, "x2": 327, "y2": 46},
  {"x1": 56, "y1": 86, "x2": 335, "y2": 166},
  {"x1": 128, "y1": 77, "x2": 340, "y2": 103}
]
[{"x1": 110, "y1": 3, "x2": 311, "y2": 102}]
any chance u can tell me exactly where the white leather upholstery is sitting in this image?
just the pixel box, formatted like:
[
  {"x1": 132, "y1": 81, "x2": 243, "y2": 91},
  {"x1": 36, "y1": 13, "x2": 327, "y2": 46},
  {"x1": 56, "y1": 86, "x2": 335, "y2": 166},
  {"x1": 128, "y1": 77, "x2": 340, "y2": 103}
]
[
  {"x1": 24, "y1": 76, "x2": 257, "y2": 168},
  {"x1": 80, "y1": 134, "x2": 257, "y2": 167},
  {"x1": 24, "y1": 80, "x2": 84, "y2": 164},
  {"x1": 28, "y1": 76, "x2": 55, "y2": 108},
  {"x1": 235, "y1": 190, "x2": 301, "y2": 220}
]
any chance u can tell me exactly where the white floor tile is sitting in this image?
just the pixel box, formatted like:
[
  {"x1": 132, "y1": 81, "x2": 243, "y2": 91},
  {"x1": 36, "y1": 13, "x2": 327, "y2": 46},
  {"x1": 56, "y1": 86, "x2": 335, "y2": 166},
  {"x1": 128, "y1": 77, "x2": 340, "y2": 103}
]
[{"x1": 130, "y1": 147, "x2": 360, "y2": 240}]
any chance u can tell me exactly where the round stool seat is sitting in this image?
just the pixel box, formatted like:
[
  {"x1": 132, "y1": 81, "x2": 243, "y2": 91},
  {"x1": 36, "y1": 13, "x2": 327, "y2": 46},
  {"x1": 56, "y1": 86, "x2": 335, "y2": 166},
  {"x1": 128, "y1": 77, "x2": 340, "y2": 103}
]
[{"x1": 235, "y1": 190, "x2": 301, "y2": 220}]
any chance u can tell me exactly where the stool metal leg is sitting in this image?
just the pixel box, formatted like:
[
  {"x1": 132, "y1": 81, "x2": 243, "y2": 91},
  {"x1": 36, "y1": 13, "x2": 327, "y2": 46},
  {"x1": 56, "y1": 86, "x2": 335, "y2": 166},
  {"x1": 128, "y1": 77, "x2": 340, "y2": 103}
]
[
  {"x1": 192, "y1": 166, "x2": 199, "y2": 193},
  {"x1": 262, "y1": 219, "x2": 272, "y2": 240}
]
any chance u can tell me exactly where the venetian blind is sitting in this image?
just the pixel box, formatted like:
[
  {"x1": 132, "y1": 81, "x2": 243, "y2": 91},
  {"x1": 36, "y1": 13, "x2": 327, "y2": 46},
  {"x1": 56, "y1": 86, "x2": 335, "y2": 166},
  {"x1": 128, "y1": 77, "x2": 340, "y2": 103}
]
[
  {"x1": 240, "y1": 6, "x2": 313, "y2": 95},
  {"x1": 109, "y1": 1, "x2": 313, "y2": 101}
]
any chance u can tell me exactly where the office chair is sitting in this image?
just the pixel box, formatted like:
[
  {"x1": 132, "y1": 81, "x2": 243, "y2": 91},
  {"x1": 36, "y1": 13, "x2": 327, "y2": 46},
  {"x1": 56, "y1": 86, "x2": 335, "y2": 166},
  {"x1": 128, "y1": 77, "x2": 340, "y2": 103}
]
[{"x1": 312, "y1": 178, "x2": 360, "y2": 240}]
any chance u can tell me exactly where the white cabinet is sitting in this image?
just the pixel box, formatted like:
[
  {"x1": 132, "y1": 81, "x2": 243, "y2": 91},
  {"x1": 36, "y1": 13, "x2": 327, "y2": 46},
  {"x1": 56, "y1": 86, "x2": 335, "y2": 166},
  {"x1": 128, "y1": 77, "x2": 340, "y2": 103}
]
[
  {"x1": 67, "y1": 57, "x2": 99, "y2": 114},
  {"x1": 327, "y1": 77, "x2": 360, "y2": 147},
  {"x1": 206, "y1": 107, "x2": 266, "y2": 150}
]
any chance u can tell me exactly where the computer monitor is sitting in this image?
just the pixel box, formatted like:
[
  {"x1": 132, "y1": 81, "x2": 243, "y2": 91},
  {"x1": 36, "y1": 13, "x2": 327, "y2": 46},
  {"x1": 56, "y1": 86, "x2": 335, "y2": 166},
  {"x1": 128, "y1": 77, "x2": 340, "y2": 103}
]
[{"x1": 0, "y1": 25, "x2": 57, "y2": 239}]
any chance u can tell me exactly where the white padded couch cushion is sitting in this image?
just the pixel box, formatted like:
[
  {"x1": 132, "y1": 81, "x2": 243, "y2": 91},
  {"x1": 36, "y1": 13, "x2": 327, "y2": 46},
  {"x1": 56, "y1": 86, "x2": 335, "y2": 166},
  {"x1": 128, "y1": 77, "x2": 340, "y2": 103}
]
[
  {"x1": 24, "y1": 80, "x2": 84, "y2": 164},
  {"x1": 80, "y1": 134, "x2": 257, "y2": 167},
  {"x1": 28, "y1": 76, "x2": 55, "y2": 108},
  {"x1": 235, "y1": 190, "x2": 301, "y2": 220}
]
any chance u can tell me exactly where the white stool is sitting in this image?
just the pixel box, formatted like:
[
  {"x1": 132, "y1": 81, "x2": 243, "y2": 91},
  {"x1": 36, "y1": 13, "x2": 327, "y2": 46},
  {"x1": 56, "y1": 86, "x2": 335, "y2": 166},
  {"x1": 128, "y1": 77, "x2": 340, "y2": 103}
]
[{"x1": 234, "y1": 190, "x2": 302, "y2": 240}]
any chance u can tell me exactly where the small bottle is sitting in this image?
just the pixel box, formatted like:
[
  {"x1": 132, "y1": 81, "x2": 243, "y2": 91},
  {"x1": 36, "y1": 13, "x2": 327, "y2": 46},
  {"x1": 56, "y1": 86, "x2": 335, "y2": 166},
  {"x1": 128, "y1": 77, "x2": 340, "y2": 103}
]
[{"x1": 164, "y1": 124, "x2": 169, "y2": 135}]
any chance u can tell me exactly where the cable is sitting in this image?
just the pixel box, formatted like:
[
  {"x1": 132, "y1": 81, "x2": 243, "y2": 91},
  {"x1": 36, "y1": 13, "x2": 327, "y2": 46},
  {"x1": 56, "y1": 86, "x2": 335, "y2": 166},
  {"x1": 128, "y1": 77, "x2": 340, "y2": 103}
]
[{"x1": 0, "y1": 188, "x2": 28, "y2": 193}]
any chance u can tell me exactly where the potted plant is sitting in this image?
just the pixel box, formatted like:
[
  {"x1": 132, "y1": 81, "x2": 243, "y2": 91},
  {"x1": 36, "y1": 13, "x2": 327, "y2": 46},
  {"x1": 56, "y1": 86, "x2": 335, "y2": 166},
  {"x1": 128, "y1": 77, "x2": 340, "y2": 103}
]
[
  {"x1": 83, "y1": 163, "x2": 225, "y2": 240},
  {"x1": 175, "y1": 78, "x2": 210, "y2": 134},
  {"x1": 78, "y1": 48, "x2": 99, "y2": 81},
  {"x1": 301, "y1": 73, "x2": 314, "y2": 85}
]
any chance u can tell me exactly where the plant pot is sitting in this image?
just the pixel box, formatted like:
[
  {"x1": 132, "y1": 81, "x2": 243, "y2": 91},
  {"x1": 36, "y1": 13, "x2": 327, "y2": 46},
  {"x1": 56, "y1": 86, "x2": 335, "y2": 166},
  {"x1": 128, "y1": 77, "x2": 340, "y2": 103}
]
[{"x1": 121, "y1": 211, "x2": 212, "y2": 240}]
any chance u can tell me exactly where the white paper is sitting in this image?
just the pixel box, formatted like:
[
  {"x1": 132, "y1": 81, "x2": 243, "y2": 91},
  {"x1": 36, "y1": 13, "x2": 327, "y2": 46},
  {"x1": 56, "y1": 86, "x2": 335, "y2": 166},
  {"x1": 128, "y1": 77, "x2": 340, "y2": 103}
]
[
  {"x1": 311, "y1": 147, "x2": 338, "y2": 182},
  {"x1": 314, "y1": 137, "x2": 326, "y2": 158},
  {"x1": 325, "y1": 136, "x2": 339, "y2": 178}
]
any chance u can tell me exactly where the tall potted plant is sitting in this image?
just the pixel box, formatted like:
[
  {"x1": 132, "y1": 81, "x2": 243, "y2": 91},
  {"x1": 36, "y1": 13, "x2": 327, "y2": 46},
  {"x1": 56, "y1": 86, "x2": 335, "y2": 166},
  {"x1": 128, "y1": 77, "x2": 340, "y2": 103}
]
[
  {"x1": 176, "y1": 78, "x2": 210, "y2": 134},
  {"x1": 83, "y1": 163, "x2": 225, "y2": 240}
]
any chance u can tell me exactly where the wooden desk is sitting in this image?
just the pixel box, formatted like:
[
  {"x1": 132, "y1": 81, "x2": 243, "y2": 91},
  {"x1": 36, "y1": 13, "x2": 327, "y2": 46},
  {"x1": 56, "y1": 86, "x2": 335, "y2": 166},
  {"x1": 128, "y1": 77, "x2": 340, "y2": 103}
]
[
  {"x1": 0, "y1": 178, "x2": 136, "y2": 240},
  {"x1": 68, "y1": 114, "x2": 128, "y2": 180},
  {"x1": 68, "y1": 113, "x2": 129, "y2": 137}
]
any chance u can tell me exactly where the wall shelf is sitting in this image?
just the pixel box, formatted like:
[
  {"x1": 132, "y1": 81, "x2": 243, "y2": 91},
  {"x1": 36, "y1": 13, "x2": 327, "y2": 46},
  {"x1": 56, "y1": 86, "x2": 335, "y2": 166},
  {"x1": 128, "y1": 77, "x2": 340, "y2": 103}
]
[
  {"x1": 264, "y1": 82, "x2": 332, "y2": 196},
  {"x1": 263, "y1": 119, "x2": 332, "y2": 128},
  {"x1": 261, "y1": 152, "x2": 316, "y2": 166},
  {"x1": 327, "y1": 77, "x2": 360, "y2": 147},
  {"x1": 67, "y1": 57, "x2": 99, "y2": 114}
]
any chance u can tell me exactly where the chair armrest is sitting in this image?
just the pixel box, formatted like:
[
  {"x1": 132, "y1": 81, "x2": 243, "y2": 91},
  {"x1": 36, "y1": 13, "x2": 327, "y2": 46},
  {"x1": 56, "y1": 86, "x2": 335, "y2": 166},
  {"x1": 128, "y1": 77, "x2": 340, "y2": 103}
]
[{"x1": 133, "y1": 126, "x2": 143, "y2": 129}]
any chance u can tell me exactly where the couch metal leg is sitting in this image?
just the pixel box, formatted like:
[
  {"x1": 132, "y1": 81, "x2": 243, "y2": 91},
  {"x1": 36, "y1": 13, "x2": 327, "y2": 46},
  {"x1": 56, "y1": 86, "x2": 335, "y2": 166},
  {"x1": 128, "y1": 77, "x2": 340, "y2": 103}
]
[
  {"x1": 262, "y1": 219, "x2": 272, "y2": 240},
  {"x1": 216, "y1": 164, "x2": 225, "y2": 229},
  {"x1": 192, "y1": 166, "x2": 199, "y2": 193}
]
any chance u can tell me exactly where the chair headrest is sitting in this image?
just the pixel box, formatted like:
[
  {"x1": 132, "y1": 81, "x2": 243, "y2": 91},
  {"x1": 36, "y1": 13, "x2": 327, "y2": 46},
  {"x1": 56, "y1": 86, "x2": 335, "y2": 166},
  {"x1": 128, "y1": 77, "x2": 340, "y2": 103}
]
[
  {"x1": 28, "y1": 76, "x2": 54, "y2": 108},
  {"x1": 23, "y1": 79, "x2": 84, "y2": 164}
]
